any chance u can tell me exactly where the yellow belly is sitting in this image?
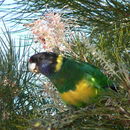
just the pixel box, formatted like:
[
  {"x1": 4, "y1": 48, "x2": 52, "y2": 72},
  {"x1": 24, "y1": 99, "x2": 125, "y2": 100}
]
[{"x1": 60, "y1": 79, "x2": 98, "y2": 106}]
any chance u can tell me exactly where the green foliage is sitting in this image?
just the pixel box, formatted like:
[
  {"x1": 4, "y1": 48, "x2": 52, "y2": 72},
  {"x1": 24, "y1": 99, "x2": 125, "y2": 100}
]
[
  {"x1": 29, "y1": 90, "x2": 130, "y2": 129},
  {"x1": 11, "y1": 0, "x2": 130, "y2": 35},
  {"x1": 0, "y1": 24, "x2": 49, "y2": 129}
]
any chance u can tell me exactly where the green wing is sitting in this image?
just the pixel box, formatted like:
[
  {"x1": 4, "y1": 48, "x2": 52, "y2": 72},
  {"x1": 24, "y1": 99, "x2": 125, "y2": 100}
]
[
  {"x1": 49, "y1": 58, "x2": 113, "y2": 93},
  {"x1": 49, "y1": 58, "x2": 114, "y2": 106}
]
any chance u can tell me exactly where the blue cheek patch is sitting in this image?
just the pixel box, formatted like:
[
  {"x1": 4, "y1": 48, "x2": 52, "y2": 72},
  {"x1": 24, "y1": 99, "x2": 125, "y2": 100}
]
[{"x1": 40, "y1": 63, "x2": 51, "y2": 76}]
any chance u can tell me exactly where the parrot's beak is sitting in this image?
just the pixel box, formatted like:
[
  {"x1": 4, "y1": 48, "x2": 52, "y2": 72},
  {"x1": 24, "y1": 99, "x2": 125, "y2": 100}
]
[{"x1": 28, "y1": 63, "x2": 39, "y2": 73}]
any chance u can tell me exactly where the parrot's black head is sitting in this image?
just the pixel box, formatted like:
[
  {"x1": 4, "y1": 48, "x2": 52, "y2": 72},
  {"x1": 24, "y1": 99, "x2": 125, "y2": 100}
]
[{"x1": 28, "y1": 52, "x2": 64, "y2": 76}]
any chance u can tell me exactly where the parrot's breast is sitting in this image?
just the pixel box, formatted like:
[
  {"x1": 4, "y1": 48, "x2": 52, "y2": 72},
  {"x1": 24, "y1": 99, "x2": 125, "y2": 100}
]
[{"x1": 60, "y1": 79, "x2": 99, "y2": 107}]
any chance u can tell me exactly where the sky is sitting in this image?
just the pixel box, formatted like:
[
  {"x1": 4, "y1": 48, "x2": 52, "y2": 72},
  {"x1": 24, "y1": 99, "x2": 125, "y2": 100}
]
[
  {"x1": 0, "y1": 0, "x2": 44, "y2": 57},
  {"x1": 0, "y1": 0, "x2": 45, "y2": 94},
  {"x1": 0, "y1": 0, "x2": 24, "y2": 37}
]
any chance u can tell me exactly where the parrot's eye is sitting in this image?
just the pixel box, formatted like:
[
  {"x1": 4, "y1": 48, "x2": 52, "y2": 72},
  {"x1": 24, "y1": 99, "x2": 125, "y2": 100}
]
[
  {"x1": 29, "y1": 58, "x2": 32, "y2": 63},
  {"x1": 49, "y1": 56, "x2": 53, "y2": 60}
]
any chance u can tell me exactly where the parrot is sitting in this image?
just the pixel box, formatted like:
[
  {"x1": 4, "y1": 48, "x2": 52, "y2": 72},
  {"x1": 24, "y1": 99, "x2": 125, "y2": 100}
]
[{"x1": 28, "y1": 52, "x2": 116, "y2": 107}]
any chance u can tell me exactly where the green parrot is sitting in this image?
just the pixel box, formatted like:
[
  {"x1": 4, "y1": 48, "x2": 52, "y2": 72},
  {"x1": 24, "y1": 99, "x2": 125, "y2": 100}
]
[{"x1": 28, "y1": 52, "x2": 116, "y2": 107}]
